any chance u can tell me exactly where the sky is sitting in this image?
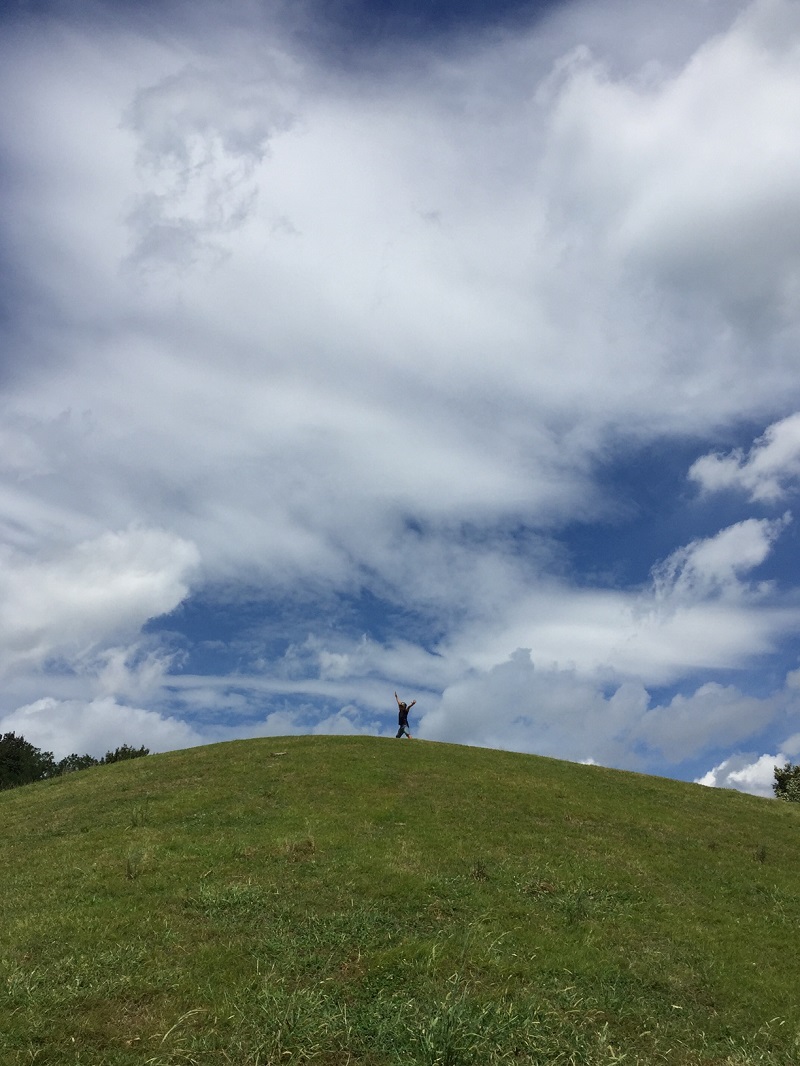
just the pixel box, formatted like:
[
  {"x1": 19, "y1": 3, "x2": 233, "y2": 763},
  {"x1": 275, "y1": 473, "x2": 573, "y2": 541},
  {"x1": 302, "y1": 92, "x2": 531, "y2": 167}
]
[{"x1": 2, "y1": 0, "x2": 800, "y2": 798}]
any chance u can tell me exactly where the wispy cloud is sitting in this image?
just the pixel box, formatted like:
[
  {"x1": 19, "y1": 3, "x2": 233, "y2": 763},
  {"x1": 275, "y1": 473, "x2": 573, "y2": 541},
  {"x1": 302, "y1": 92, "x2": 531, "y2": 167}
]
[{"x1": 651, "y1": 515, "x2": 791, "y2": 604}]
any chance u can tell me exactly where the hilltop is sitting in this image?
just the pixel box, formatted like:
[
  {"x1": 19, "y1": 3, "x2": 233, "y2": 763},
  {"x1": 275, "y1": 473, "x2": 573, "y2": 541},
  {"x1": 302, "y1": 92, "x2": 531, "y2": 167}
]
[{"x1": 1, "y1": 735, "x2": 799, "y2": 1064}]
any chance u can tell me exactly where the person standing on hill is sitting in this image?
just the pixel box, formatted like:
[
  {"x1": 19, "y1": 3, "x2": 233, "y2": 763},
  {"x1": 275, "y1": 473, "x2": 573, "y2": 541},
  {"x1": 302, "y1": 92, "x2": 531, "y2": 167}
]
[{"x1": 395, "y1": 692, "x2": 416, "y2": 739}]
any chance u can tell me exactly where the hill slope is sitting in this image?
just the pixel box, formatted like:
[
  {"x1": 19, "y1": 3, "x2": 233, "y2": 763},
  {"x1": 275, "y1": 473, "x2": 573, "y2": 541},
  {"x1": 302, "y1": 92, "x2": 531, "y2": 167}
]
[{"x1": 1, "y1": 735, "x2": 799, "y2": 1065}]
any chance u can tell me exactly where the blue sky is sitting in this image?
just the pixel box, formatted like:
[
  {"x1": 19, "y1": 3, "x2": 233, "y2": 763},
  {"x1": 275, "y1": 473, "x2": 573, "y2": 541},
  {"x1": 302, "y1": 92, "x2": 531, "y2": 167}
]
[{"x1": 2, "y1": 0, "x2": 800, "y2": 797}]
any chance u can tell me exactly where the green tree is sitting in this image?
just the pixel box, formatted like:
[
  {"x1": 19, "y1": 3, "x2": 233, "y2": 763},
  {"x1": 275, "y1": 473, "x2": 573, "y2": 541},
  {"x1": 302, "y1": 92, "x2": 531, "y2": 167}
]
[
  {"x1": 773, "y1": 762, "x2": 800, "y2": 802},
  {"x1": 56, "y1": 753, "x2": 100, "y2": 775},
  {"x1": 0, "y1": 735, "x2": 150, "y2": 790},
  {"x1": 101, "y1": 744, "x2": 149, "y2": 764},
  {"x1": 0, "y1": 732, "x2": 57, "y2": 790}
]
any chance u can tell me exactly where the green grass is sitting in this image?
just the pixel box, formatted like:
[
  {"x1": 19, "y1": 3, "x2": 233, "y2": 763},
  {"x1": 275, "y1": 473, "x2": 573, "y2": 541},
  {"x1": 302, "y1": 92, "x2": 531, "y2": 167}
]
[{"x1": 1, "y1": 734, "x2": 799, "y2": 1064}]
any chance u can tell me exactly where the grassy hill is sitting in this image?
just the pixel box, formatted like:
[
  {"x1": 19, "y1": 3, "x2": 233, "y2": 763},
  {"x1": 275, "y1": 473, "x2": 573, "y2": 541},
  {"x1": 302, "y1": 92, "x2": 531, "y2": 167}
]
[{"x1": 1, "y1": 735, "x2": 799, "y2": 1065}]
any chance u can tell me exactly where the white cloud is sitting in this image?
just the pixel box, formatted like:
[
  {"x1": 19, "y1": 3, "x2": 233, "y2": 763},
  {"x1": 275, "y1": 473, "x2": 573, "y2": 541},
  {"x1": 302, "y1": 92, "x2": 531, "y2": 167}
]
[
  {"x1": 3, "y1": 0, "x2": 800, "y2": 777},
  {"x1": 0, "y1": 529, "x2": 199, "y2": 676},
  {"x1": 124, "y1": 59, "x2": 298, "y2": 267},
  {"x1": 634, "y1": 683, "x2": 779, "y2": 763},
  {"x1": 448, "y1": 516, "x2": 794, "y2": 689},
  {"x1": 6, "y1": 0, "x2": 800, "y2": 577},
  {"x1": 0, "y1": 695, "x2": 202, "y2": 760},
  {"x1": 419, "y1": 650, "x2": 648, "y2": 764},
  {"x1": 651, "y1": 515, "x2": 791, "y2": 603},
  {"x1": 696, "y1": 752, "x2": 782, "y2": 798},
  {"x1": 418, "y1": 650, "x2": 795, "y2": 773},
  {"x1": 780, "y1": 731, "x2": 800, "y2": 756},
  {"x1": 690, "y1": 413, "x2": 800, "y2": 502},
  {"x1": 224, "y1": 702, "x2": 383, "y2": 741},
  {"x1": 91, "y1": 645, "x2": 181, "y2": 704},
  {"x1": 550, "y1": 0, "x2": 800, "y2": 328},
  {"x1": 444, "y1": 581, "x2": 799, "y2": 688}
]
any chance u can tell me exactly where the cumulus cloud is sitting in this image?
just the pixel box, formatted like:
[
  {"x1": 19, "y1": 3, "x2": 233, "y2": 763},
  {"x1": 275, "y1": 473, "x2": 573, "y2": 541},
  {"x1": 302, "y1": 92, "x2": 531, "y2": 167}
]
[
  {"x1": 696, "y1": 752, "x2": 785, "y2": 798},
  {"x1": 690, "y1": 413, "x2": 800, "y2": 502},
  {"x1": 0, "y1": 695, "x2": 203, "y2": 760},
  {"x1": 0, "y1": 529, "x2": 199, "y2": 676},
  {"x1": 418, "y1": 650, "x2": 797, "y2": 774},
  {"x1": 419, "y1": 650, "x2": 649, "y2": 765},
  {"x1": 535, "y1": 0, "x2": 800, "y2": 383}
]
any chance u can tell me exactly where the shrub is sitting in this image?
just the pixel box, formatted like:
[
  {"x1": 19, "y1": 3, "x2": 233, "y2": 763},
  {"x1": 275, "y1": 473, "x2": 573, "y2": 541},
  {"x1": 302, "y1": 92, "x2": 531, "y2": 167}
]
[
  {"x1": 56, "y1": 753, "x2": 100, "y2": 775},
  {"x1": 101, "y1": 744, "x2": 150, "y2": 765}
]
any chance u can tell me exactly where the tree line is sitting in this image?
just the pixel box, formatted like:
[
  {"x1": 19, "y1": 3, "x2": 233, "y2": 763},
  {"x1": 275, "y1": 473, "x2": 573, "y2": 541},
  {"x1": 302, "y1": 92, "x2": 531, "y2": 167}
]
[{"x1": 0, "y1": 731, "x2": 149, "y2": 791}]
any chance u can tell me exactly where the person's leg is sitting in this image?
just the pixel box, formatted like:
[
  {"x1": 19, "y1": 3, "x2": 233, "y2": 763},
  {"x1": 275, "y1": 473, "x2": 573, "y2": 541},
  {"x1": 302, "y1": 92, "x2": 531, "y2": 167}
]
[{"x1": 396, "y1": 726, "x2": 404, "y2": 738}]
